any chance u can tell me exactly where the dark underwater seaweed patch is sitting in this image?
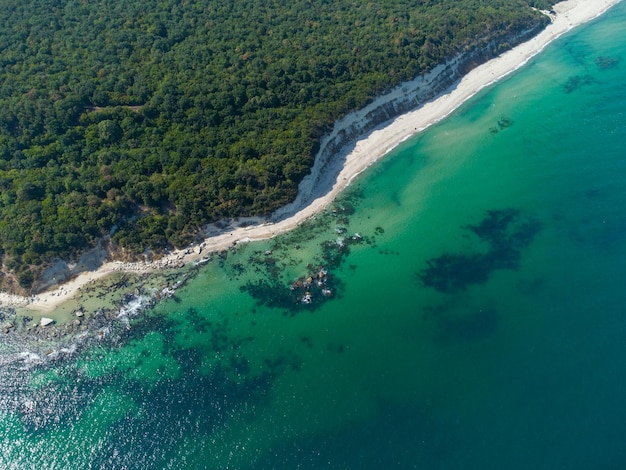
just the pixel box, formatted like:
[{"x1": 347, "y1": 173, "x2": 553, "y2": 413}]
[
  {"x1": 332, "y1": 202, "x2": 356, "y2": 216},
  {"x1": 241, "y1": 266, "x2": 346, "y2": 313},
  {"x1": 241, "y1": 229, "x2": 366, "y2": 312},
  {"x1": 419, "y1": 209, "x2": 541, "y2": 293},
  {"x1": 489, "y1": 115, "x2": 514, "y2": 134},
  {"x1": 563, "y1": 74, "x2": 595, "y2": 93},
  {"x1": 466, "y1": 208, "x2": 519, "y2": 243},
  {"x1": 240, "y1": 278, "x2": 302, "y2": 310},
  {"x1": 420, "y1": 252, "x2": 492, "y2": 293},
  {"x1": 497, "y1": 115, "x2": 513, "y2": 130},
  {"x1": 595, "y1": 56, "x2": 620, "y2": 70}
]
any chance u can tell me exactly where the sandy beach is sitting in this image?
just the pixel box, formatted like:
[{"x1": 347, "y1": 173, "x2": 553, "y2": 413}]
[{"x1": 0, "y1": 0, "x2": 621, "y2": 317}]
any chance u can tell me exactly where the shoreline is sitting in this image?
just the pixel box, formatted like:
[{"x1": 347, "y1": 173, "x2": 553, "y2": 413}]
[{"x1": 0, "y1": 0, "x2": 621, "y2": 318}]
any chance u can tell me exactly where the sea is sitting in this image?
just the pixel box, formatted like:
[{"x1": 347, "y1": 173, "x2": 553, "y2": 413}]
[{"x1": 2, "y1": 3, "x2": 626, "y2": 469}]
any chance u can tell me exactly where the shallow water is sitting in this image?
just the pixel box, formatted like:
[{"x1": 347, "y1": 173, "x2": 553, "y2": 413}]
[{"x1": 2, "y1": 4, "x2": 626, "y2": 468}]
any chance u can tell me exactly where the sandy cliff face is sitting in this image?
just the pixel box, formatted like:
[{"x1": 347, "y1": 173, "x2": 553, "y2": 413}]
[{"x1": 272, "y1": 25, "x2": 545, "y2": 219}]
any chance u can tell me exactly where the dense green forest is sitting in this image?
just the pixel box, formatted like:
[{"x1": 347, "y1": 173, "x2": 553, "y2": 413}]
[{"x1": 0, "y1": 0, "x2": 557, "y2": 289}]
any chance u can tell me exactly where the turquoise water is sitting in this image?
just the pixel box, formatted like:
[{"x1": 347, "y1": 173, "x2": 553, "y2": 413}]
[{"x1": 2, "y1": 4, "x2": 626, "y2": 468}]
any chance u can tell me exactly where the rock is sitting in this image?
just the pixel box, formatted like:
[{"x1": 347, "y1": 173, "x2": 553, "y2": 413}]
[
  {"x1": 40, "y1": 317, "x2": 55, "y2": 327},
  {"x1": 75, "y1": 310, "x2": 84, "y2": 317}
]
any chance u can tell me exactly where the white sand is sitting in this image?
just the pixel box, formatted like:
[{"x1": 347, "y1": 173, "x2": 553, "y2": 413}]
[{"x1": 0, "y1": 0, "x2": 621, "y2": 315}]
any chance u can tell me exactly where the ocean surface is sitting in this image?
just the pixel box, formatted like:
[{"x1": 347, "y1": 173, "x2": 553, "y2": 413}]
[{"x1": 2, "y1": 4, "x2": 626, "y2": 468}]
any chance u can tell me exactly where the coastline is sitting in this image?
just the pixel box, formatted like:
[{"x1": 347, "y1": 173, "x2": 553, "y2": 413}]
[{"x1": 0, "y1": 0, "x2": 621, "y2": 318}]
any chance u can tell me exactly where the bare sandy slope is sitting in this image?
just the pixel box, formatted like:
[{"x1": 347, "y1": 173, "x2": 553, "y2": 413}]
[{"x1": 0, "y1": 0, "x2": 621, "y2": 315}]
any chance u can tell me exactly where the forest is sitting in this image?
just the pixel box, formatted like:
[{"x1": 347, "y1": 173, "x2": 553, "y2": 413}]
[{"x1": 0, "y1": 0, "x2": 557, "y2": 289}]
